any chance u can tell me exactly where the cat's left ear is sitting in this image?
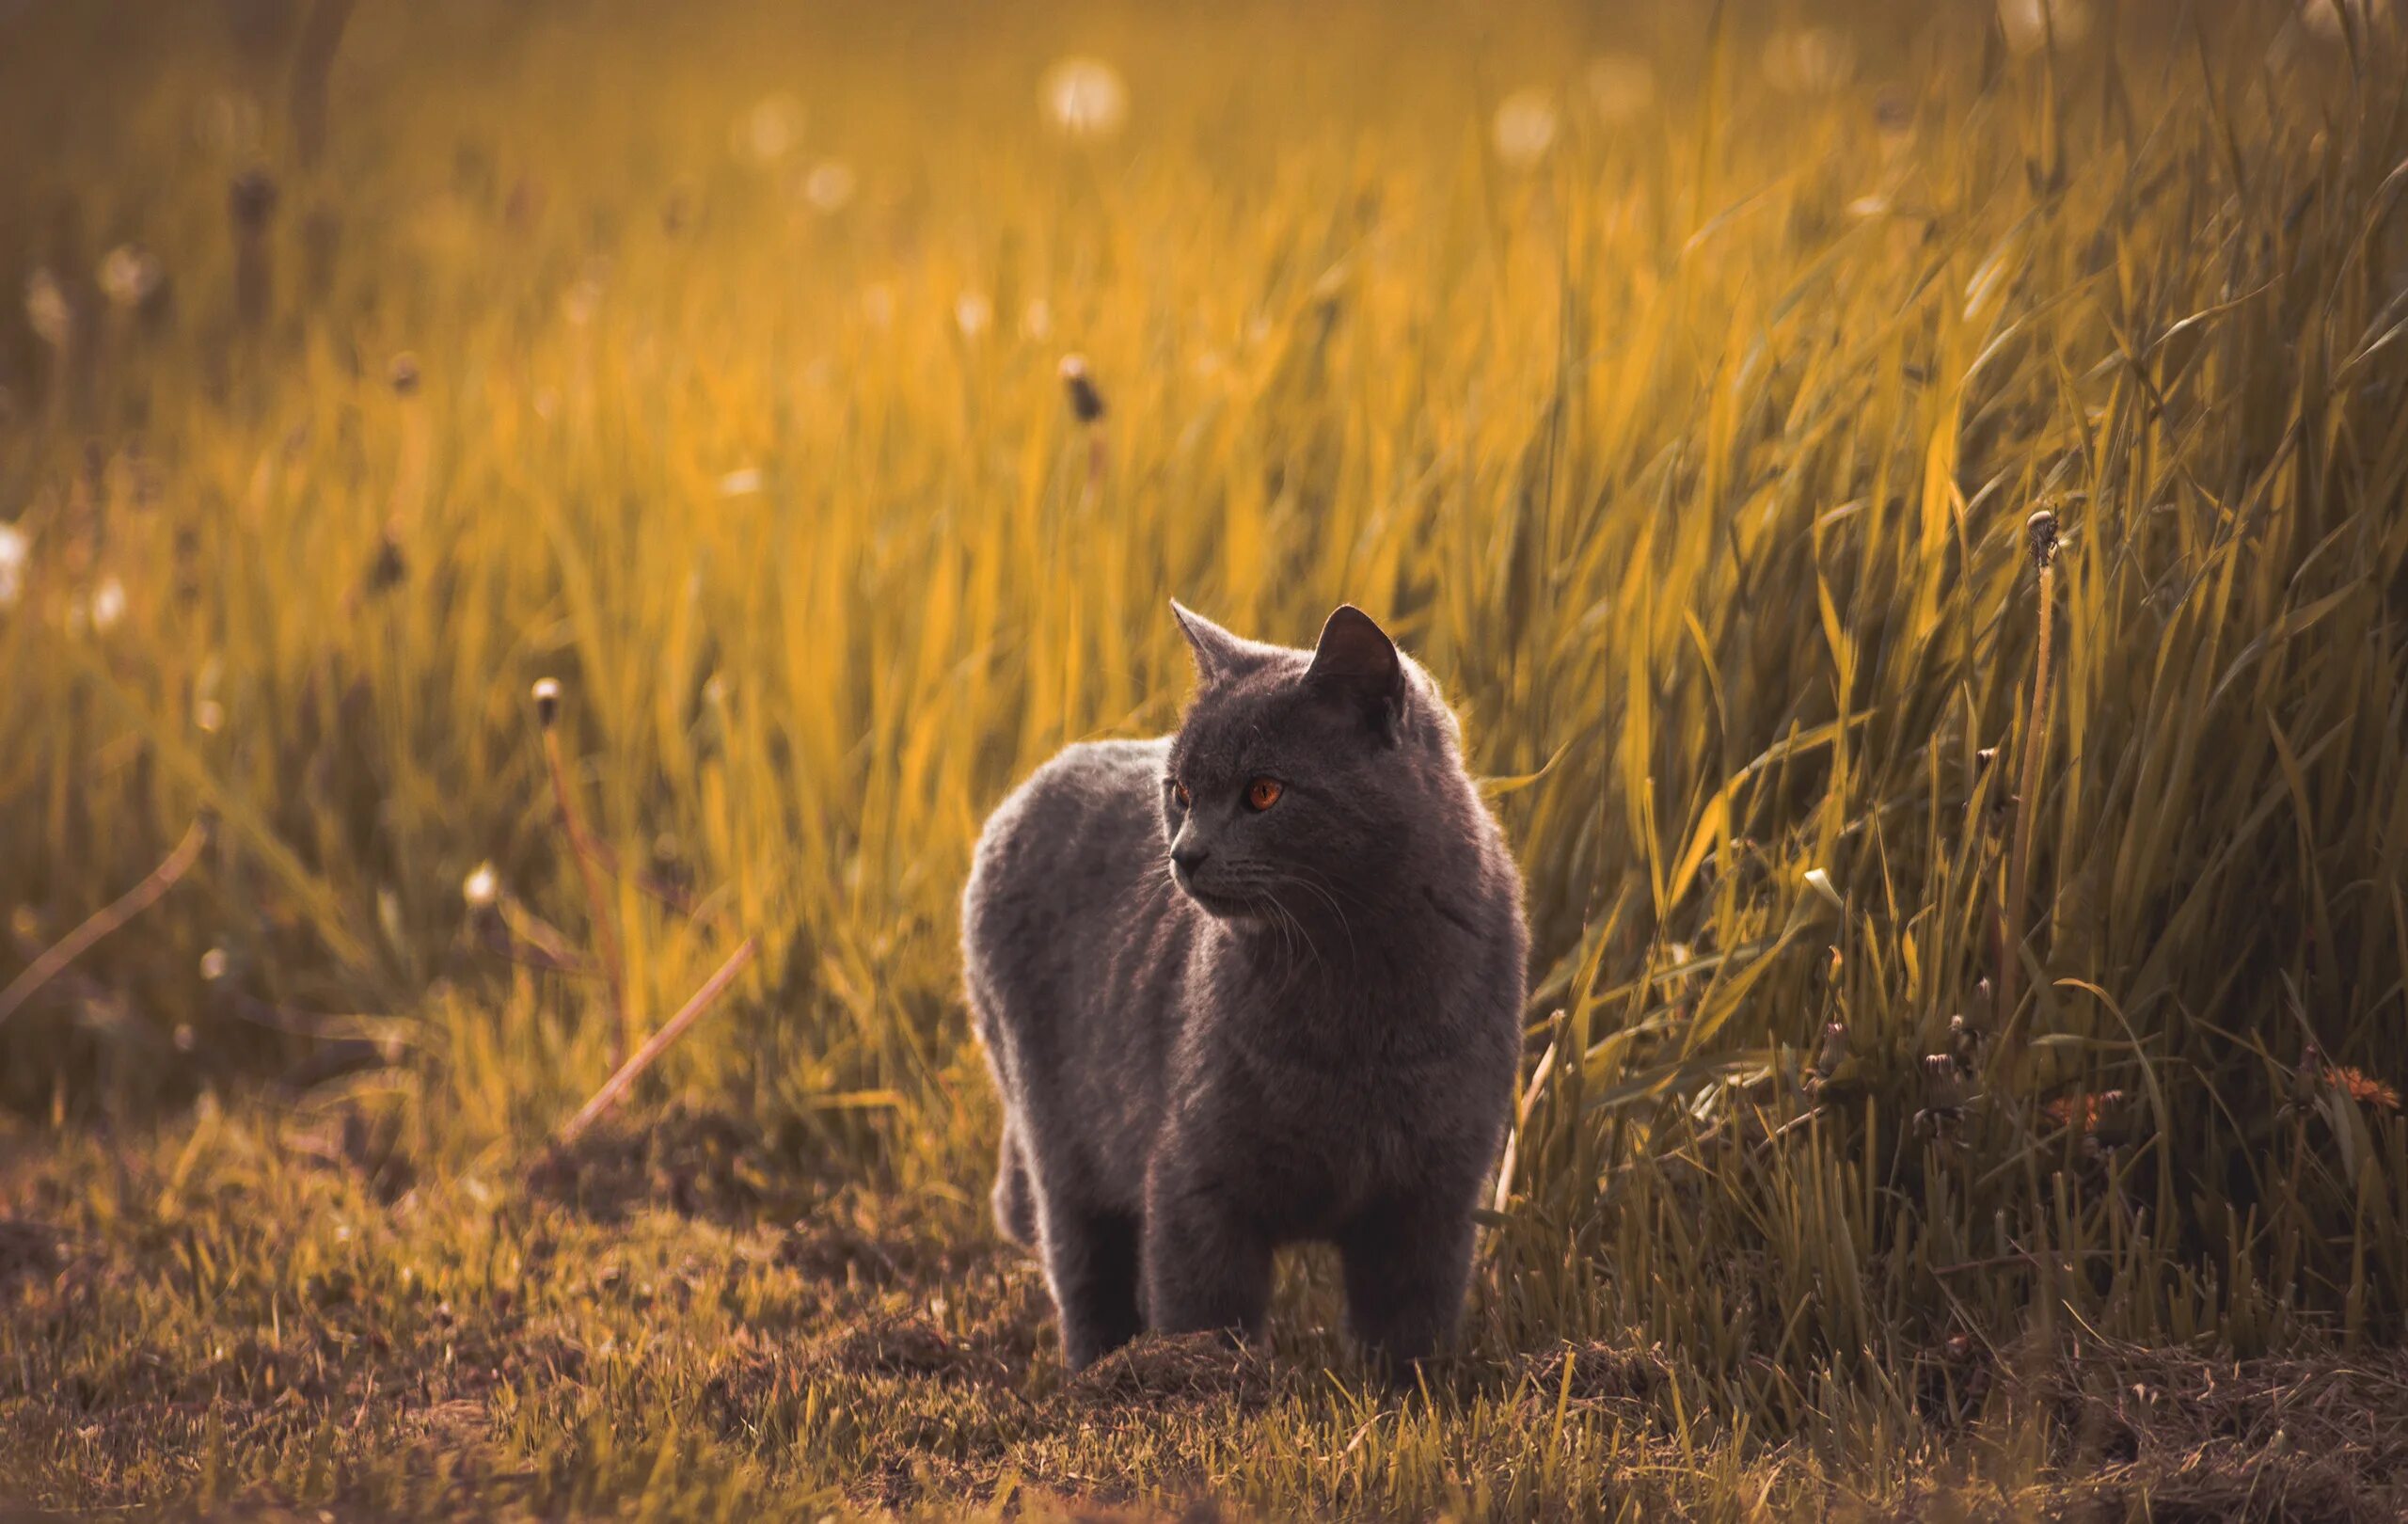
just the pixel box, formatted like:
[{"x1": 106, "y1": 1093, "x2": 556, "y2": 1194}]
[{"x1": 1306, "y1": 605, "x2": 1405, "y2": 740}]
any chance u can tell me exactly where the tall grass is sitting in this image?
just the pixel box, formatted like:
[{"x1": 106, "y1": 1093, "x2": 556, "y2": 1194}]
[{"x1": 5, "y1": 0, "x2": 2407, "y2": 1461}]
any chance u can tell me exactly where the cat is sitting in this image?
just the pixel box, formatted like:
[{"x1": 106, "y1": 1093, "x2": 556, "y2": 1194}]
[{"x1": 960, "y1": 601, "x2": 1529, "y2": 1375}]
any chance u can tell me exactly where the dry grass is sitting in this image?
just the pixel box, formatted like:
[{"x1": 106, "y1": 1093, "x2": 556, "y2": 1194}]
[{"x1": 5, "y1": 0, "x2": 2408, "y2": 1516}]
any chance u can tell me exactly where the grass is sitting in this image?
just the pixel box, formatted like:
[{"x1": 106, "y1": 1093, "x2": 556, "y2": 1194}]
[{"x1": 5, "y1": 0, "x2": 2408, "y2": 1516}]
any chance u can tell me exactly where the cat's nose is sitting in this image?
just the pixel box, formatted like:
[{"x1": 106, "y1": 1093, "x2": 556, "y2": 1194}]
[{"x1": 1169, "y1": 842, "x2": 1209, "y2": 879}]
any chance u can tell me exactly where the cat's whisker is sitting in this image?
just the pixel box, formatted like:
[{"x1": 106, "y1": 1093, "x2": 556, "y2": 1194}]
[{"x1": 1267, "y1": 869, "x2": 1360, "y2": 965}]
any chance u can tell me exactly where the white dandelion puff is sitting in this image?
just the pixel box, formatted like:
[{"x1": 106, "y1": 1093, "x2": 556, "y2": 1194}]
[
  {"x1": 802, "y1": 159, "x2": 857, "y2": 214},
  {"x1": 1042, "y1": 56, "x2": 1129, "y2": 139},
  {"x1": 462, "y1": 864, "x2": 499, "y2": 910},
  {"x1": 717, "y1": 467, "x2": 764, "y2": 497},
  {"x1": 1491, "y1": 88, "x2": 1560, "y2": 169},
  {"x1": 0, "y1": 521, "x2": 26, "y2": 609},
  {"x1": 562, "y1": 277, "x2": 603, "y2": 327},
  {"x1": 732, "y1": 92, "x2": 804, "y2": 166},
  {"x1": 1585, "y1": 54, "x2": 1656, "y2": 123},
  {"x1": 97, "y1": 245, "x2": 165, "y2": 310},
  {"x1": 954, "y1": 291, "x2": 993, "y2": 340},
  {"x1": 24, "y1": 269, "x2": 71, "y2": 349},
  {"x1": 89, "y1": 576, "x2": 126, "y2": 633}
]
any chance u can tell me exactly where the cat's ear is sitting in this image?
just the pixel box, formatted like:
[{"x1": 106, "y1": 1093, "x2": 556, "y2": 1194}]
[
  {"x1": 1170, "y1": 600, "x2": 1253, "y2": 685},
  {"x1": 1306, "y1": 605, "x2": 1405, "y2": 739}
]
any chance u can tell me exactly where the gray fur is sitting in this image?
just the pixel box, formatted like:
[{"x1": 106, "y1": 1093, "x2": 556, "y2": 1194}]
[{"x1": 961, "y1": 602, "x2": 1529, "y2": 1375}]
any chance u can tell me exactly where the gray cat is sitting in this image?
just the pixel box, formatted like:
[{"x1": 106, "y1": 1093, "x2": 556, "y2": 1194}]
[{"x1": 960, "y1": 602, "x2": 1529, "y2": 1375}]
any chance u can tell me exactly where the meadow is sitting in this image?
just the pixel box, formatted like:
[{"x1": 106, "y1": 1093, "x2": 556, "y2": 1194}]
[{"x1": 6, "y1": 0, "x2": 2408, "y2": 1516}]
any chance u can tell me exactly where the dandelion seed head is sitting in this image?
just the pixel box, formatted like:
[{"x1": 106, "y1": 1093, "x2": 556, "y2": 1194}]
[
  {"x1": 1020, "y1": 297, "x2": 1054, "y2": 342},
  {"x1": 89, "y1": 576, "x2": 126, "y2": 633},
  {"x1": 98, "y1": 245, "x2": 165, "y2": 310},
  {"x1": 199, "y1": 946, "x2": 230, "y2": 981},
  {"x1": 24, "y1": 269, "x2": 71, "y2": 349},
  {"x1": 1491, "y1": 88, "x2": 1560, "y2": 169},
  {"x1": 732, "y1": 92, "x2": 805, "y2": 166},
  {"x1": 229, "y1": 167, "x2": 279, "y2": 231},
  {"x1": 562, "y1": 278, "x2": 604, "y2": 327},
  {"x1": 0, "y1": 521, "x2": 26, "y2": 610},
  {"x1": 2026, "y1": 507, "x2": 2061, "y2": 569},
  {"x1": 463, "y1": 864, "x2": 499, "y2": 910},
  {"x1": 1059, "y1": 353, "x2": 1107, "y2": 422},
  {"x1": 1585, "y1": 55, "x2": 1656, "y2": 123},
  {"x1": 802, "y1": 159, "x2": 857, "y2": 214},
  {"x1": 718, "y1": 467, "x2": 764, "y2": 497},
  {"x1": 196, "y1": 699, "x2": 225, "y2": 733},
  {"x1": 1042, "y1": 56, "x2": 1129, "y2": 139},
  {"x1": 531, "y1": 677, "x2": 562, "y2": 725},
  {"x1": 954, "y1": 291, "x2": 993, "y2": 341}
]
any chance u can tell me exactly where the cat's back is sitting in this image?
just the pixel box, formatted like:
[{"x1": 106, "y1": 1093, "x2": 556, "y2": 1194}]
[{"x1": 961, "y1": 738, "x2": 1171, "y2": 1007}]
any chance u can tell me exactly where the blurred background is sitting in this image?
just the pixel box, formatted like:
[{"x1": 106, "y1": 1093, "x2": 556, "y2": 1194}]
[{"x1": 5, "y1": 0, "x2": 2407, "y2": 1383}]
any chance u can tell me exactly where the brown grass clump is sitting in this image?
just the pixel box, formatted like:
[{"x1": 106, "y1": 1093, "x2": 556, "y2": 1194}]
[
  {"x1": 2043, "y1": 1341, "x2": 2408, "y2": 1522},
  {"x1": 1067, "y1": 1333, "x2": 1275, "y2": 1412},
  {"x1": 527, "y1": 1103, "x2": 819, "y2": 1225},
  {"x1": 1517, "y1": 1339, "x2": 1671, "y2": 1405}
]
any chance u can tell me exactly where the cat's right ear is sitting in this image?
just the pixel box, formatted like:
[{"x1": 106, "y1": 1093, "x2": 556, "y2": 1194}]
[{"x1": 1170, "y1": 600, "x2": 1250, "y2": 684}]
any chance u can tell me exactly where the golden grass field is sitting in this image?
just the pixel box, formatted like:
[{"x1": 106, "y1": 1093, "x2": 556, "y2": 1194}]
[{"x1": 6, "y1": 0, "x2": 2408, "y2": 1516}]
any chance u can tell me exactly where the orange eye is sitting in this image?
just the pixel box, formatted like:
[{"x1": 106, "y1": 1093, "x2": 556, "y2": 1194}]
[
  {"x1": 1246, "y1": 777, "x2": 1283, "y2": 811},
  {"x1": 1173, "y1": 782, "x2": 1192, "y2": 808}
]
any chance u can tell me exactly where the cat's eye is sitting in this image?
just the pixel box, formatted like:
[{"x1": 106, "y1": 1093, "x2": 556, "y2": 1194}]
[
  {"x1": 1245, "y1": 777, "x2": 1283, "y2": 812},
  {"x1": 1172, "y1": 781, "x2": 1192, "y2": 808}
]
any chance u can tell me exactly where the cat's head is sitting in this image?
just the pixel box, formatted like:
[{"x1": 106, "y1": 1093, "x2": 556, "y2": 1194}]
[{"x1": 1160, "y1": 601, "x2": 1464, "y2": 926}]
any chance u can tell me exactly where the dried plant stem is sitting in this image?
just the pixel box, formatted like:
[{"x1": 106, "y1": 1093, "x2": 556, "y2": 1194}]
[
  {"x1": 0, "y1": 818, "x2": 208, "y2": 1030},
  {"x1": 1997, "y1": 511, "x2": 2060, "y2": 1076},
  {"x1": 556, "y1": 937, "x2": 756, "y2": 1147},
  {"x1": 535, "y1": 682, "x2": 632, "y2": 1065},
  {"x1": 1059, "y1": 354, "x2": 1108, "y2": 510},
  {"x1": 288, "y1": 0, "x2": 357, "y2": 171},
  {"x1": 2279, "y1": 1111, "x2": 2310, "y2": 1294},
  {"x1": 1084, "y1": 428, "x2": 1109, "y2": 505}
]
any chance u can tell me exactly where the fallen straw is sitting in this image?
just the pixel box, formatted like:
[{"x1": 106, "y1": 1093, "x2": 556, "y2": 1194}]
[
  {"x1": 555, "y1": 936, "x2": 756, "y2": 1147},
  {"x1": 0, "y1": 816, "x2": 209, "y2": 1030}
]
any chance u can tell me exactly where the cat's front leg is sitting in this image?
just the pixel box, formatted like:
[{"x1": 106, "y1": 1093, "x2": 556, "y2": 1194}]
[
  {"x1": 1336, "y1": 1184, "x2": 1479, "y2": 1379},
  {"x1": 1140, "y1": 1157, "x2": 1273, "y2": 1346},
  {"x1": 1038, "y1": 1196, "x2": 1145, "y2": 1371}
]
